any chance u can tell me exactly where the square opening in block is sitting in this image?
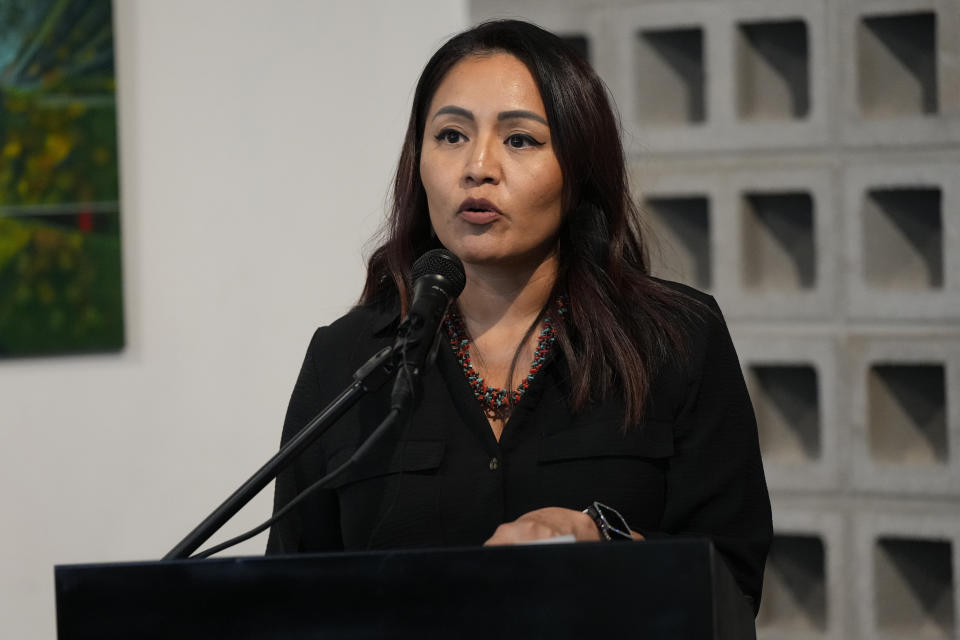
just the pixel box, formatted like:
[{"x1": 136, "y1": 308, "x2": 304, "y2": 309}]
[
  {"x1": 635, "y1": 27, "x2": 705, "y2": 125},
  {"x1": 748, "y1": 365, "x2": 820, "y2": 464},
  {"x1": 858, "y1": 12, "x2": 938, "y2": 118},
  {"x1": 644, "y1": 196, "x2": 711, "y2": 289},
  {"x1": 757, "y1": 534, "x2": 827, "y2": 632},
  {"x1": 875, "y1": 537, "x2": 954, "y2": 637},
  {"x1": 868, "y1": 364, "x2": 947, "y2": 465},
  {"x1": 560, "y1": 34, "x2": 590, "y2": 64},
  {"x1": 736, "y1": 19, "x2": 809, "y2": 121},
  {"x1": 742, "y1": 192, "x2": 816, "y2": 291},
  {"x1": 863, "y1": 188, "x2": 943, "y2": 290}
]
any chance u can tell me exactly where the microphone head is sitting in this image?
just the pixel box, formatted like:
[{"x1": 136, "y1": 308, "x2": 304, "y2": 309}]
[{"x1": 411, "y1": 249, "x2": 466, "y2": 298}]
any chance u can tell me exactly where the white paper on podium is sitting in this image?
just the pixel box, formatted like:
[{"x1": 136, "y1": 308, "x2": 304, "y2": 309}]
[{"x1": 515, "y1": 534, "x2": 576, "y2": 545}]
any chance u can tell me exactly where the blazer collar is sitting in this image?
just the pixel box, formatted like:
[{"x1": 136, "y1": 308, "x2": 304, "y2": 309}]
[{"x1": 368, "y1": 302, "x2": 401, "y2": 338}]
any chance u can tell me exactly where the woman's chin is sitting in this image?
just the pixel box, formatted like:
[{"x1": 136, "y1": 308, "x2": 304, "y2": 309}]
[
  {"x1": 439, "y1": 239, "x2": 504, "y2": 265},
  {"x1": 453, "y1": 251, "x2": 507, "y2": 268},
  {"x1": 458, "y1": 251, "x2": 560, "y2": 277},
  {"x1": 439, "y1": 235, "x2": 558, "y2": 272}
]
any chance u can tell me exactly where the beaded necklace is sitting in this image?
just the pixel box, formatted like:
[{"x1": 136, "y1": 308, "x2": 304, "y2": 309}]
[{"x1": 445, "y1": 299, "x2": 564, "y2": 421}]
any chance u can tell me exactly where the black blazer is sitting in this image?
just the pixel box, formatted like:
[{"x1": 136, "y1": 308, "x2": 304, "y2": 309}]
[{"x1": 267, "y1": 282, "x2": 772, "y2": 611}]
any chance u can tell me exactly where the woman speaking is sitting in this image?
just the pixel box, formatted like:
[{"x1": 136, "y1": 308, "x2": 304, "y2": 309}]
[{"x1": 267, "y1": 19, "x2": 772, "y2": 612}]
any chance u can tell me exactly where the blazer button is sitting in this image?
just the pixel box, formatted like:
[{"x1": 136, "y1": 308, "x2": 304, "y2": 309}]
[{"x1": 489, "y1": 457, "x2": 500, "y2": 471}]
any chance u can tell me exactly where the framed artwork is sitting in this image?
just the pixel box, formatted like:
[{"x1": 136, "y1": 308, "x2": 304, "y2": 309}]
[{"x1": 0, "y1": 0, "x2": 123, "y2": 357}]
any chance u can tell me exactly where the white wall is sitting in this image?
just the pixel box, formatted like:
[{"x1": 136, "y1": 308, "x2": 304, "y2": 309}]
[{"x1": 0, "y1": 1, "x2": 467, "y2": 636}]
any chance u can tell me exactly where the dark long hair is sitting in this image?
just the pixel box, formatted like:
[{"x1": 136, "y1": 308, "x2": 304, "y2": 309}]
[{"x1": 360, "y1": 20, "x2": 700, "y2": 426}]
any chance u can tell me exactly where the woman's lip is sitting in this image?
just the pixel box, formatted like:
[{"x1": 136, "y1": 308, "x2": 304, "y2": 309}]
[{"x1": 459, "y1": 209, "x2": 501, "y2": 225}]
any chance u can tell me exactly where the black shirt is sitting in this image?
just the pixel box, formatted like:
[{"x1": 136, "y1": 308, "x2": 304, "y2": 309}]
[{"x1": 266, "y1": 283, "x2": 772, "y2": 611}]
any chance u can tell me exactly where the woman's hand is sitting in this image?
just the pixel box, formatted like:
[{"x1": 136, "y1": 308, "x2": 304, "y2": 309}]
[
  {"x1": 483, "y1": 507, "x2": 602, "y2": 545},
  {"x1": 483, "y1": 507, "x2": 646, "y2": 545}
]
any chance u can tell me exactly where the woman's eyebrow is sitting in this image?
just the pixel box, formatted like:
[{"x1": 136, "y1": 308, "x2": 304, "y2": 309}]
[
  {"x1": 430, "y1": 106, "x2": 548, "y2": 126},
  {"x1": 432, "y1": 105, "x2": 473, "y2": 121},
  {"x1": 498, "y1": 109, "x2": 547, "y2": 125}
]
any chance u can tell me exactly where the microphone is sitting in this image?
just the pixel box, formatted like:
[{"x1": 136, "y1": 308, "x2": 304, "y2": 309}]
[
  {"x1": 164, "y1": 250, "x2": 464, "y2": 560},
  {"x1": 390, "y1": 248, "x2": 466, "y2": 409}
]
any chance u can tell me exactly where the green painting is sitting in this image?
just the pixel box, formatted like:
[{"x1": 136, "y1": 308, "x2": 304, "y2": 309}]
[{"x1": 0, "y1": 0, "x2": 123, "y2": 357}]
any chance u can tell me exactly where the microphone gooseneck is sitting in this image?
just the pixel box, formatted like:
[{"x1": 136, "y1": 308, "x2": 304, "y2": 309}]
[
  {"x1": 390, "y1": 249, "x2": 466, "y2": 410},
  {"x1": 164, "y1": 249, "x2": 465, "y2": 560}
]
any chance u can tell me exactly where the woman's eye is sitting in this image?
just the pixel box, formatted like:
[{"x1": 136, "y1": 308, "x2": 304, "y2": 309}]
[
  {"x1": 506, "y1": 133, "x2": 542, "y2": 148},
  {"x1": 436, "y1": 129, "x2": 465, "y2": 144}
]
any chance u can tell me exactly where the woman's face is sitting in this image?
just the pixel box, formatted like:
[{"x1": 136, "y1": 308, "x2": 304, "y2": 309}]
[{"x1": 420, "y1": 53, "x2": 564, "y2": 270}]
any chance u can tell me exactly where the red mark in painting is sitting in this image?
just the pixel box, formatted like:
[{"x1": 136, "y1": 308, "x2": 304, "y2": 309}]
[{"x1": 78, "y1": 210, "x2": 93, "y2": 232}]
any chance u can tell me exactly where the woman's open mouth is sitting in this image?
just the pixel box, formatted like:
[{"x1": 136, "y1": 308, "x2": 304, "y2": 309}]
[{"x1": 458, "y1": 198, "x2": 502, "y2": 224}]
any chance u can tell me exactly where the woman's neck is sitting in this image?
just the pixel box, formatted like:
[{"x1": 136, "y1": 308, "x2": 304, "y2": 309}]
[{"x1": 455, "y1": 253, "x2": 558, "y2": 338}]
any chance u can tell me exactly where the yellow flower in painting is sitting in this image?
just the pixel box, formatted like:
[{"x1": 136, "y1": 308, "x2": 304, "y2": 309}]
[
  {"x1": 5, "y1": 96, "x2": 28, "y2": 112},
  {"x1": 92, "y1": 147, "x2": 110, "y2": 165},
  {"x1": 3, "y1": 140, "x2": 22, "y2": 158},
  {"x1": 0, "y1": 219, "x2": 32, "y2": 271},
  {"x1": 45, "y1": 134, "x2": 72, "y2": 164},
  {"x1": 67, "y1": 102, "x2": 87, "y2": 118},
  {"x1": 55, "y1": 172, "x2": 75, "y2": 191}
]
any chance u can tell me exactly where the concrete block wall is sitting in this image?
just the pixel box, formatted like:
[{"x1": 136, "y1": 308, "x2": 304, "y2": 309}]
[{"x1": 471, "y1": 1, "x2": 959, "y2": 638}]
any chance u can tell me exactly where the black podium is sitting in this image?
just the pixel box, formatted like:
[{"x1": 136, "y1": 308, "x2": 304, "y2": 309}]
[{"x1": 55, "y1": 538, "x2": 755, "y2": 638}]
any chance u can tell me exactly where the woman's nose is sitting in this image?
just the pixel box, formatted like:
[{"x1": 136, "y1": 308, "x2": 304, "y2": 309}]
[{"x1": 462, "y1": 135, "x2": 501, "y2": 186}]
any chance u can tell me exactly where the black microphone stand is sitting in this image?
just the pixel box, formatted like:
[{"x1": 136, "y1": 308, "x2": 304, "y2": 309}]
[{"x1": 163, "y1": 345, "x2": 399, "y2": 561}]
